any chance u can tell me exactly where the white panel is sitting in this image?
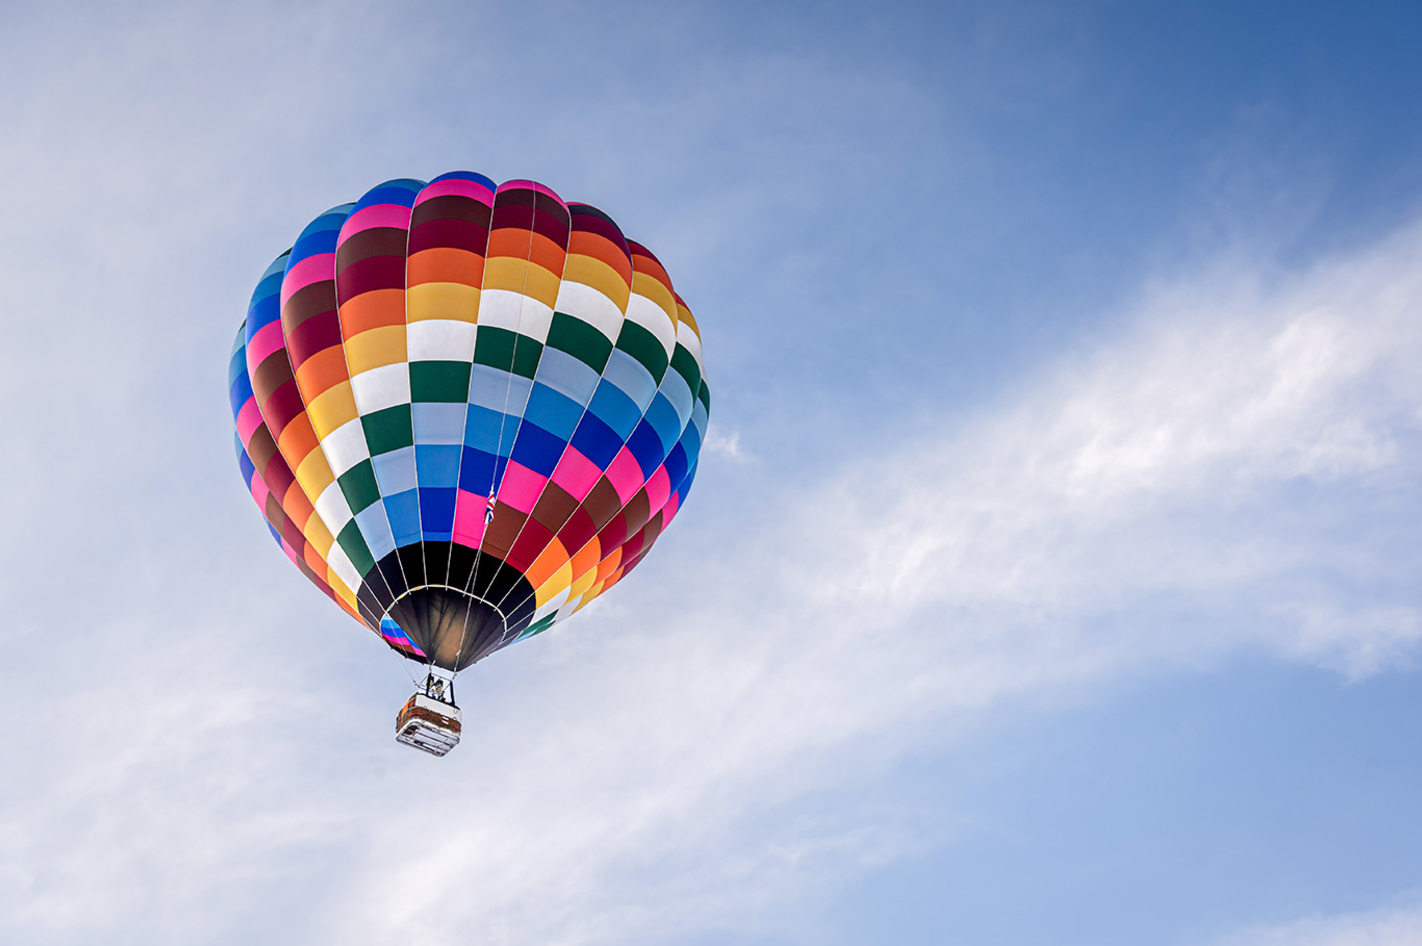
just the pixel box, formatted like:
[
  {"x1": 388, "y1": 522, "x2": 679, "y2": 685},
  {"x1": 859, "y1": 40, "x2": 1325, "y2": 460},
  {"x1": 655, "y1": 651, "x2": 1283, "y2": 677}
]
[
  {"x1": 625, "y1": 294, "x2": 677, "y2": 356},
  {"x1": 553, "y1": 281, "x2": 623, "y2": 341},
  {"x1": 315, "y1": 478, "x2": 355, "y2": 530},
  {"x1": 408, "y1": 319, "x2": 478, "y2": 362},
  {"x1": 350, "y1": 363, "x2": 412, "y2": 414},
  {"x1": 321, "y1": 418, "x2": 370, "y2": 475}
]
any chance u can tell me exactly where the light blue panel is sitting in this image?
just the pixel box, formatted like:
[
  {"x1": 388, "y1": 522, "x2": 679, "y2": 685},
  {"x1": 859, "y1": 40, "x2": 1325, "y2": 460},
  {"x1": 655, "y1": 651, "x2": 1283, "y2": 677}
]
[
  {"x1": 534, "y1": 347, "x2": 600, "y2": 405},
  {"x1": 469, "y1": 364, "x2": 532, "y2": 414},
  {"x1": 599, "y1": 348, "x2": 659, "y2": 412},
  {"x1": 355, "y1": 504, "x2": 396, "y2": 560},
  {"x1": 371, "y1": 446, "x2": 418, "y2": 495},
  {"x1": 411, "y1": 402, "x2": 466, "y2": 445},
  {"x1": 656, "y1": 364, "x2": 695, "y2": 429}
]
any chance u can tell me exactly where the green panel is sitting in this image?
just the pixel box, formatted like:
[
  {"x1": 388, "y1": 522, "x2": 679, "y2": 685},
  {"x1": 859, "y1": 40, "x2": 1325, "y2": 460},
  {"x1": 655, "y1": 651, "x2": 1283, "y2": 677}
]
[
  {"x1": 336, "y1": 519, "x2": 376, "y2": 575},
  {"x1": 410, "y1": 360, "x2": 472, "y2": 403},
  {"x1": 697, "y1": 381, "x2": 711, "y2": 413},
  {"x1": 524, "y1": 613, "x2": 557, "y2": 638},
  {"x1": 547, "y1": 312, "x2": 613, "y2": 372},
  {"x1": 616, "y1": 321, "x2": 669, "y2": 380},
  {"x1": 362, "y1": 404, "x2": 414, "y2": 454},
  {"x1": 338, "y1": 460, "x2": 382, "y2": 513},
  {"x1": 474, "y1": 326, "x2": 542, "y2": 378},
  {"x1": 670, "y1": 343, "x2": 701, "y2": 395}
]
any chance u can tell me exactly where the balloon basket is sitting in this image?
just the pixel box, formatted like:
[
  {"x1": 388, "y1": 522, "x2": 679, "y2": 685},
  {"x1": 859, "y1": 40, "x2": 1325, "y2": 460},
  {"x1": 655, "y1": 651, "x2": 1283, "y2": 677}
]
[{"x1": 395, "y1": 692, "x2": 462, "y2": 757}]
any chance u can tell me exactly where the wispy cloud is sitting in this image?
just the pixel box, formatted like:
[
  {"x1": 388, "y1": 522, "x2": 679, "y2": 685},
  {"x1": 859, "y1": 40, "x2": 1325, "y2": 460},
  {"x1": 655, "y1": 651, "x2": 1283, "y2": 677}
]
[
  {"x1": 6, "y1": 216, "x2": 1416, "y2": 945},
  {"x1": 1216, "y1": 902, "x2": 1422, "y2": 946}
]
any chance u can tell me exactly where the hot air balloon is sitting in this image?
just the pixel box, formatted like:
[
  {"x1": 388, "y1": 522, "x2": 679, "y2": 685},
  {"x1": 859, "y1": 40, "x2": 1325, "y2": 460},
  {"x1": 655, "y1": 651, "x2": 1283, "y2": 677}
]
[{"x1": 227, "y1": 173, "x2": 709, "y2": 755}]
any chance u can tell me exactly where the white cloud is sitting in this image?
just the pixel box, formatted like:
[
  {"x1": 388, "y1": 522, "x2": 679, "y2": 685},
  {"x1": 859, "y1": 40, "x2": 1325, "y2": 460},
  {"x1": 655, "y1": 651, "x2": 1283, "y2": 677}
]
[{"x1": 1216, "y1": 903, "x2": 1422, "y2": 946}]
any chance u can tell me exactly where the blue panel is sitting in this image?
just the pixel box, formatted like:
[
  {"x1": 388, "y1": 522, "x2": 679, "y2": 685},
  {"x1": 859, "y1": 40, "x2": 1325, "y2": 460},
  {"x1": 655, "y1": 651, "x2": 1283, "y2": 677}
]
[
  {"x1": 642, "y1": 393, "x2": 684, "y2": 452},
  {"x1": 414, "y1": 444, "x2": 461, "y2": 487},
  {"x1": 587, "y1": 381, "x2": 643, "y2": 440},
  {"x1": 289, "y1": 205, "x2": 354, "y2": 264},
  {"x1": 352, "y1": 179, "x2": 425, "y2": 212},
  {"x1": 237, "y1": 439, "x2": 256, "y2": 486},
  {"x1": 663, "y1": 441, "x2": 689, "y2": 488},
  {"x1": 510, "y1": 422, "x2": 567, "y2": 476},
  {"x1": 385, "y1": 489, "x2": 422, "y2": 546},
  {"x1": 625, "y1": 421, "x2": 667, "y2": 479},
  {"x1": 458, "y1": 447, "x2": 509, "y2": 495},
  {"x1": 569, "y1": 412, "x2": 623, "y2": 468},
  {"x1": 431, "y1": 170, "x2": 496, "y2": 191},
  {"x1": 418, "y1": 487, "x2": 457, "y2": 539},
  {"x1": 523, "y1": 383, "x2": 583, "y2": 440},
  {"x1": 463, "y1": 404, "x2": 519, "y2": 455}
]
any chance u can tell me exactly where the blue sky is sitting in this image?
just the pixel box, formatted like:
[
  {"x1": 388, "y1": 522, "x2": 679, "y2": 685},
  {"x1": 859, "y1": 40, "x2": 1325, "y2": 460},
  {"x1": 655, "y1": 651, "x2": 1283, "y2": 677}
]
[{"x1": 2, "y1": 1, "x2": 1422, "y2": 943}]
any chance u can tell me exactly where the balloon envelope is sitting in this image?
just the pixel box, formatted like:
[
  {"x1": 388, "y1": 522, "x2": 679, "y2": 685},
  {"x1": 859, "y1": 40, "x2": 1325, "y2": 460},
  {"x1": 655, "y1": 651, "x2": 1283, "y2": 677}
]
[{"x1": 228, "y1": 173, "x2": 708, "y2": 671}]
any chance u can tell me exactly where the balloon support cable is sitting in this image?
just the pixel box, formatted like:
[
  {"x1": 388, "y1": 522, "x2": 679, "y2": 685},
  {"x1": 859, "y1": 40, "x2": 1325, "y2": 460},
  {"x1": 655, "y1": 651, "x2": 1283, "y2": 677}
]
[{"x1": 395, "y1": 675, "x2": 462, "y2": 757}]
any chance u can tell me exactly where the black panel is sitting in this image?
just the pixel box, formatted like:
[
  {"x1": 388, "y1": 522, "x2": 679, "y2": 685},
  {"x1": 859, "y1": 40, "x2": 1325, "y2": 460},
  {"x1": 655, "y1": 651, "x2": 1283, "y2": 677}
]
[
  {"x1": 421, "y1": 540, "x2": 454, "y2": 589},
  {"x1": 375, "y1": 551, "x2": 409, "y2": 602},
  {"x1": 397, "y1": 543, "x2": 427, "y2": 591}
]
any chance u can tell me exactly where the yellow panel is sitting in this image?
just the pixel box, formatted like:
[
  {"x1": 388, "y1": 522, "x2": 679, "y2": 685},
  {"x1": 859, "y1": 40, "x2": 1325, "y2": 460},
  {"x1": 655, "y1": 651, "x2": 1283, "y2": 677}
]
[
  {"x1": 632, "y1": 272, "x2": 677, "y2": 321},
  {"x1": 568, "y1": 564, "x2": 599, "y2": 597},
  {"x1": 483, "y1": 258, "x2": 563, "y2": 306},
  {"x1": 301, "y1": 512, "x2": 335, "y2": 554},
  {"x1": 562, "y1": 255, "x2": 630, "y2": 308},
  {"x1": 294, "y1": 446, "x2": 336, "y2": 503},
  {"x1": 344, "y1": 325, "x2": 407, "y2": 375},
  {"x1": 675, "y1": 300, "x2": 701, "y2": 338},
  {"x1": 407, "y1": 281, "x2": 480, "y2": 323},
  {"x1": 534, "y1": 560, "x2": 575, "y2": 606},
  {"x1": 306, "y1": 381, "x2": 358, "y2": 437}
]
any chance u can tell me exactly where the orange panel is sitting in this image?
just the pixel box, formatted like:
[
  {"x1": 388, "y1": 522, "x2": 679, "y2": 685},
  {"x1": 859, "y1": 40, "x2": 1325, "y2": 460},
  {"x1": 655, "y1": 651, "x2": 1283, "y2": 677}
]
[{"x1": 408, "y1": 247, "x2": 485, "y2": 287}]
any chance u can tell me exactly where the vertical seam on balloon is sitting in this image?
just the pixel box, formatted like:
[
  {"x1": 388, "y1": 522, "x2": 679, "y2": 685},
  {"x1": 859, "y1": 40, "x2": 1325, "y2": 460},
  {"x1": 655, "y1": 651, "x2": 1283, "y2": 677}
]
[
  {"x1": 485, "y1": 208, "x2": 635, "y2": 649},
  {"x1": 469, "y1": 193, "x2": 575, "y2": 660},
  {"x1": 454, "y1": 183, "x2": 545, "y2": 669},
  {"x1": 336, "y1": 184, "x2": 419, "y2": 628},
  {"x1": 427, "y1": 176, "x2": 495, "y2": 623}
]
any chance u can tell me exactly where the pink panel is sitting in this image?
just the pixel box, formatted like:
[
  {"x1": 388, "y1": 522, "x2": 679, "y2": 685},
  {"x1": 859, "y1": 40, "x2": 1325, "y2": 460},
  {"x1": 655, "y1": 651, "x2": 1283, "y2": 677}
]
[
  {"x1": 499, "y1": 179, "x2": 564, "y2": 203},
  {"x1": 280, "y1": 538, "x2": 299, "y2": 565},
  {"x1": 550, "y1": 448, "x2": 601, "y2": 501},
  {"x1": 236, "y1": 399, "x2": 264, "y2": 444},
  {"x1": 452, "y1": 489, "x2": 489, "y2": 547},
  {"x1": 644, "y1": 465, "x2": 671, "y2": 514},
  {"x1": 417, "y1": 178, "x2": 496, "y2": 204},
  {"x1": 661, "y1": 493, "x2": 680, "y2": 526},
  {"x1": 605, "y1": 446, "x2": 647, "y2": 504},
  {"x1": 339, "y1": 203, "x2": 413, "y2": 239},
  {"x1": 498, "y1": 461, "x2": 549, "y2": 514},
  {"x1": 280, "y1": 252, "x2": 336, "y2": 307},
  {"x1": 249, "y1": 477, "x2": 271, "y2": 510},
  {"x1": 246, "y1": 320, "x2": 287, "y2": 372}
]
